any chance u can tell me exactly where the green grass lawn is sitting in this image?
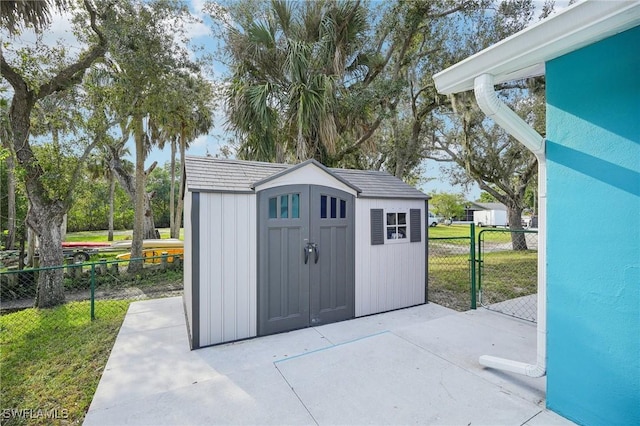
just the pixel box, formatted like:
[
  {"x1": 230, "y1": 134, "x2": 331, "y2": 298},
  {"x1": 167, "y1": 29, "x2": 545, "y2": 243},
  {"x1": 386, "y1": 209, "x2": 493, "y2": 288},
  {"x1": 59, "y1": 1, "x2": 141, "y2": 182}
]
[
  {"x1": 479, "y1": 250, "x2": 538, "y2": 302},
  {"x1": 0, "y1": 300, "x2": 130, "y2": 425},
  {"x1": 65, "y1": 228, "x2": 184, "y2": 243},
  {"x1": 428, "y1": 249, "x2": 537, "y2": 311}
]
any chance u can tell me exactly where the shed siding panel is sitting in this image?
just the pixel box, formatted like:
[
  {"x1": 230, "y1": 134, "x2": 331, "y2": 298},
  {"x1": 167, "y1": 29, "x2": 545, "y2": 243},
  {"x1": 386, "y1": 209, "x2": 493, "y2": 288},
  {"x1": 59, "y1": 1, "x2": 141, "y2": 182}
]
[
  {"x1": 354, "y1": 198, "x2": 426, "y2": 316},
  {"x1": 198, "y1": 192, "x2": 257, "y2": 346},
  {"x1": 183, "y1": 191, "x2": 193, "y2": 336}
]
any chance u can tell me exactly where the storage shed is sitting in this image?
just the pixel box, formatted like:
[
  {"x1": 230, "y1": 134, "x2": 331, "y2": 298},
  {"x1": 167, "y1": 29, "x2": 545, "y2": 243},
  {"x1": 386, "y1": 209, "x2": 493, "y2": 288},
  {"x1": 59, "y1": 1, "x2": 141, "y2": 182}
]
[{"x1": 183, "y1": 156, "x2": 429, "y2": 349}]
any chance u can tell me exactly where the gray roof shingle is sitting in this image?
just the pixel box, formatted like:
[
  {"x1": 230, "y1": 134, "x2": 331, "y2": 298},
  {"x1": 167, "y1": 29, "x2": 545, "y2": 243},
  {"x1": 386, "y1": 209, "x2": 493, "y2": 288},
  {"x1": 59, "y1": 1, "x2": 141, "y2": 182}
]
[{"x1": 185, "y1": 156, "x2": 428, "y2": 200}]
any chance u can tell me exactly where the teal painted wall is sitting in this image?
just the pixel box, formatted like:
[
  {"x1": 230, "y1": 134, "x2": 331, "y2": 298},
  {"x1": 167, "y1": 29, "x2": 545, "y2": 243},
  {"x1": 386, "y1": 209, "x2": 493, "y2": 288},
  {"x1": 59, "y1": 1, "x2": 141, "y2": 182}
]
[{"x1": 546, "y1": 26, "x2": 640, "y2": 425}]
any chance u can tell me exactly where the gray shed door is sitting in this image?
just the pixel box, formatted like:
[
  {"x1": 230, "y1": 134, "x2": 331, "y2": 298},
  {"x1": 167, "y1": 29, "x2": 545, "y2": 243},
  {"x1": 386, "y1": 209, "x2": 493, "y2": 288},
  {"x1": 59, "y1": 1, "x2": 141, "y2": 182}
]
[{"x1": 258, "y1": 185, "x2": 355, "y2": 336}]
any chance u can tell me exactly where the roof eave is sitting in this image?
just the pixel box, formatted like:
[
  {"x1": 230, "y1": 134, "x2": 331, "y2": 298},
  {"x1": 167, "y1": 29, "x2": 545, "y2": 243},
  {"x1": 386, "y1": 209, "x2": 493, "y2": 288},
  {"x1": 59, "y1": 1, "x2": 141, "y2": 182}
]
[
  {"x1": 251, "y1": 159, "x2": 362, "y2": 193},
  {"x1": 433, "y1": 0, "x2": 640, "y2": 95}
]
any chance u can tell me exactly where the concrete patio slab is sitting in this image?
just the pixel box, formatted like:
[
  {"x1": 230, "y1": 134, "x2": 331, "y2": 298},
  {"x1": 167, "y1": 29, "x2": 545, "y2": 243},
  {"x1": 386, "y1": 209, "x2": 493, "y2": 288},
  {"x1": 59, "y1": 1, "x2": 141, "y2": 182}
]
[
  {"x1": 84, "y1": 297, "x2": 574, "y2": 426},
  {"x1": 274, "y1": 331, "x2": 541, "y2": 425}
]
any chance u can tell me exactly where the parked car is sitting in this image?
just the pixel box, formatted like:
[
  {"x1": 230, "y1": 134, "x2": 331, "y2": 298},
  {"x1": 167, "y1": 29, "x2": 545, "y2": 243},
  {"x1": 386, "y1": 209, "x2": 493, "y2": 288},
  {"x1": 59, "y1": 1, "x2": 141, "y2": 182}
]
[
  {"x1": 521, "y1": 215, "x2": 538, "y2": 228},
  {"x1": 428, "y1": 211, "x2": 443, "y2": 227}
]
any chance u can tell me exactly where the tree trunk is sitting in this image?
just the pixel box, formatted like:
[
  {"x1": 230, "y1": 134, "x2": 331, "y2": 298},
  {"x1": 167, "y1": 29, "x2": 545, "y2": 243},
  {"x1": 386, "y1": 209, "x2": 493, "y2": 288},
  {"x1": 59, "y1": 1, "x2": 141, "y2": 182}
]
[
  {"x1": 6, "y1": 103, "x2": 68, "y2": 306},
  {"x1": 169, "y1": 138, "x2": 177, "y2": 238},
  {"x1": 109, "y1": 139, "x2": 157, "y2": 248},
  {"x1": 108, "y1": 174, "x2": 115, "y2": 241},
  {"x1": 507, "y1": 205, "x2": 528, "y2": 251},
  {"x1": 142, "y1": 191, "x2": 157, "y2": 239},
  {"x1": 2, "y1": 4, "x2": 106, "y2": 308},
  {"x1": 173, "y1": 135, "x2": 186, "y2": 239},
  {"x1": 26, "y1": 224, "x2": 36, "y2": 267},
  {"x1": 32, "y1": 210, "x2": 65, "y2": 307},
  {"x1": 129, "y1": 116, "x2": 146, "y2": 272},
  {"x1": 26, "y1": 195, "x2": 66, "y2": 307},
  {"x1": 4, "y1": 148, "x2": 16, "y2": 250}
]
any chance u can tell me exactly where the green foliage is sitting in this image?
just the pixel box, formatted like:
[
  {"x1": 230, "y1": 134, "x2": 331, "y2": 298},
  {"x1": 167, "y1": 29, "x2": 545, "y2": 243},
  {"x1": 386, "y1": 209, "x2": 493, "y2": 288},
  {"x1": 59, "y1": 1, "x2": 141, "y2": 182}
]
[
  {"x1": 66, "y1": 162, "x2": 176, "y2": 232},
  {"x1": 147, "y1": 164, "x2": 176, "y2": 228},
  {"x1": 429, "y1": 191, "x2": 466, "y2": 220},
  {"x1": 477, "y1": 191, "x2": 498, "y2": 203}
]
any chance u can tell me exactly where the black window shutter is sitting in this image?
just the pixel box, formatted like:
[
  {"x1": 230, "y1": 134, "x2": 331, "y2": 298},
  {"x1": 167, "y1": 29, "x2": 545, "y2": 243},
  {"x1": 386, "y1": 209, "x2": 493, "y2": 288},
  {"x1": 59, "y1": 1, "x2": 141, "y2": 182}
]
[
  {"x1": 410, "y1": 209, "x2": 422, "y2": 242},
  {"x1": 371, "y1": 209, "x2": 384, "y2": 245}
]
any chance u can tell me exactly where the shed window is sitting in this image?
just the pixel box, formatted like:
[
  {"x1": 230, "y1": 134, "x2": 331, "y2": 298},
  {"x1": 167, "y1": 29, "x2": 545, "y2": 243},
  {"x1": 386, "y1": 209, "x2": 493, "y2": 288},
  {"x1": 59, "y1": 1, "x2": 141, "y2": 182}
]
[
  {"x1": 268, "y1": 197, "x2": 277, "y2": 219},
  {"x1": 370, "y1": 207, "x2": 421, "y2": 245},
  {"x1": 386, "y1": 212, "x2": 407, "y2": 240},
  {"x1": 269, "y1": 194, "x2": 300, "y2": 219},
  {"x1": 320, "y1": 195, "x2": 347, "y2": 219},
  {"x1": 321, "y1": 195, "x2": 327, "y2": 218},
  {"x1": 291, "y1": 194, "x2": 300, "y2": 218}
]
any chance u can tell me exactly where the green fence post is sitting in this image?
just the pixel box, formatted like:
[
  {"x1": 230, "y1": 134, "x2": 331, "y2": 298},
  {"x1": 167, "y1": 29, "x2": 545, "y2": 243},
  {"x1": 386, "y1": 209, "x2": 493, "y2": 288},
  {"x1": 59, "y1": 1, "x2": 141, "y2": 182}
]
[
  {"x1": 470, "y1": 223, "x2": 476, "y2": 309},
  {"x1": 90, "y1": 263, "x2": 96, "y2": 320}
]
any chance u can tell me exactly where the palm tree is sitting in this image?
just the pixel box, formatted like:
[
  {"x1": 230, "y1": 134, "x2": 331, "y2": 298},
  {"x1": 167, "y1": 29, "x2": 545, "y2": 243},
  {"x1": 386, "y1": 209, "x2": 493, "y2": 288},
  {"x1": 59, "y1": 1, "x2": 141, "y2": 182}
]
[
  {"x1": 87, "y1": 138, "x2": 131, "y2": 241},
  {"x1": 223, "y1": 0, "x2": 368, "y2": 164},
  {"x1": 1, "y1": 0, "x2": 69, "y2": 34},
  {"x1": 156, "y1": 74, "x2": 214, "y2": 238}
]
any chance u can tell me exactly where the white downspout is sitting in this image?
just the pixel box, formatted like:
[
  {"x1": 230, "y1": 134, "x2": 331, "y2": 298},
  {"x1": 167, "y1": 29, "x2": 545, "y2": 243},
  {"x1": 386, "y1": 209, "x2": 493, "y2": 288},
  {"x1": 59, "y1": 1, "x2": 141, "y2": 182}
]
[{"x1": 473, "y1": 73, "x2": 547, "y2": 378}]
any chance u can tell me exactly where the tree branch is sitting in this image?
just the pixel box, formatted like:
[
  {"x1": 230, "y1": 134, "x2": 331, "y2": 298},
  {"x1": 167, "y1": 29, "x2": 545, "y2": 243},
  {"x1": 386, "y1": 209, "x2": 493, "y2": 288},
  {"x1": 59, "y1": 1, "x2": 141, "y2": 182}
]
[
  {"x1": 37, "y1": 0, "x2": 107, "y2": 99},
  {"x1": 332, "y1": 113, "x2": 385, "y2": 163},
  {"x1": 0, "y1": 49, "x2": 29, "y2": 93},
  {"x1": 145, "y1": 161, "x2": 157, "y2": 176}
]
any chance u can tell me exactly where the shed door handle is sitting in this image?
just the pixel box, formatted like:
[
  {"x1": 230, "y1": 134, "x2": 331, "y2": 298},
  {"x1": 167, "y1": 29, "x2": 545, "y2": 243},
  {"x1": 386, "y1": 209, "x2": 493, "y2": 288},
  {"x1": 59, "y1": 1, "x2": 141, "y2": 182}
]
[{"x1": 303, "y1": 243, "x2": 318, "y2": 264}]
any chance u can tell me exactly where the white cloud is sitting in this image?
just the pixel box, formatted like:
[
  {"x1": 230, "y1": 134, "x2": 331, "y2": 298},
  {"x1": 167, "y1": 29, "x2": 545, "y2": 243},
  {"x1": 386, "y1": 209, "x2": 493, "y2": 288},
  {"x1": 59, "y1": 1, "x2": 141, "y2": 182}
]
[
  {"x1": 185, "y1": 19, "x2": 211, "y2": 39},
  {"x1": 190, "y1": 134, "x2": 209, "y2": 148},
  {"x1": 4, "y1": 9, "x2": 86, "y2": 56}
]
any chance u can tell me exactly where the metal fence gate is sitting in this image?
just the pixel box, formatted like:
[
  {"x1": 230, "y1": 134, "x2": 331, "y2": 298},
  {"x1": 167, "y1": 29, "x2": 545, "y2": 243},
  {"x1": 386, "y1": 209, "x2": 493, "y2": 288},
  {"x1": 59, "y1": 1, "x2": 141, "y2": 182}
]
[
  {"x1": 428, "y1": 225, "x2": 538, "y2": 323},
  {"x1": 477, "y1": 229, "x2": 538, "y2": 322},
  {"x1": 427, "y1": 227, "x2": 476, "y2": 312}
]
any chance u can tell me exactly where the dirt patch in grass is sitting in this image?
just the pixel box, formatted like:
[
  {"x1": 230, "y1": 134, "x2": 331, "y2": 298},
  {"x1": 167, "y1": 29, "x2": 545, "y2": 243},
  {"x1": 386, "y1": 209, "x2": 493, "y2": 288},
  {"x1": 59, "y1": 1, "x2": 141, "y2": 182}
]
[{"x1": 428, "y1": 286, "x2": 472, "y2": 312}]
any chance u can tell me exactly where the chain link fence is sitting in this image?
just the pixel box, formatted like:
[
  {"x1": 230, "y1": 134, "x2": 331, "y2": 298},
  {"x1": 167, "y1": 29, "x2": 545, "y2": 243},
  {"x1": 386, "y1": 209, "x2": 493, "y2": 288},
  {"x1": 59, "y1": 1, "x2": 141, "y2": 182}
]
[
  {"x1": 477, "y1": 229, "x2": 538, "y2": 322},
  {"x1": 428, "y1": 233, "x2": 474, "y2": 312},
  {"x1": 428, "y1": 225, "x2": 539, "y2": 323},
  {"x1": 1, "y1": 254, "x2": 183, "y2": 336}
]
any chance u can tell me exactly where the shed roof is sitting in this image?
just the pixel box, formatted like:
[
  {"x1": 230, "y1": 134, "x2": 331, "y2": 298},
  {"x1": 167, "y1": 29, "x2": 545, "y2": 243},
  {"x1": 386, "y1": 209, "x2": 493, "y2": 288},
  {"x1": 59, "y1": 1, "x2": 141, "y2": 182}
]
[
  {"x1": 432, "y1": 0, "x2": 640, "y2": 95},
  {"x1": 467, "y1": 202, "x2": 507, "y2": 211},
  {"x1": 184, "y1": 156, "x2": 429, "y2": 200}
]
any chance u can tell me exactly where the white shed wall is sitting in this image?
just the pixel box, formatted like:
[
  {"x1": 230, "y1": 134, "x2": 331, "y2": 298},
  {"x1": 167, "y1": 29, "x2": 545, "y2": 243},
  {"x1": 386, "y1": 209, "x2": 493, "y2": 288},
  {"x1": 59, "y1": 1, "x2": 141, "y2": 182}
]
[
  {"x1": 198, "y1": 192, "x2": 257, "y2": 346},
  {"x1": 183, "y1": 191, "x2": 193, "y2": 334},
  {"x1": 255, "y1": 164, "x2": 357, "y2": 196},
  {"x1": 354, "y1": 198, "x2": 426, "y2": 316}
]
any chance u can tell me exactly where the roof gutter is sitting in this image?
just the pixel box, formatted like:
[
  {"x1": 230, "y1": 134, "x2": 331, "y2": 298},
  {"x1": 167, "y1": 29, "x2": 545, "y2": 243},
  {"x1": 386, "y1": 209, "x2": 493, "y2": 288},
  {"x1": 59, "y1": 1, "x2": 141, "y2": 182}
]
[{"x1": 474, "y1": 73, "x2": 547, "y2": 378}]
